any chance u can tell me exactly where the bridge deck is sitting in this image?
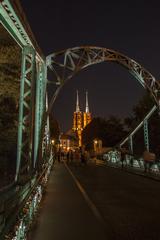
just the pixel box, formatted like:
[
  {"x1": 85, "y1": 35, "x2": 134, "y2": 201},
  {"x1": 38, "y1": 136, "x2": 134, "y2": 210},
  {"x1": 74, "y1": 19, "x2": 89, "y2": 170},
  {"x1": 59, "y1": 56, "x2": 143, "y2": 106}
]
[
  {"x1": 28, "y1": 160, "x2": 160, "y2": 240},
  {"x1": 28, "y1": 162, "x2": 107, "y2": 240}
]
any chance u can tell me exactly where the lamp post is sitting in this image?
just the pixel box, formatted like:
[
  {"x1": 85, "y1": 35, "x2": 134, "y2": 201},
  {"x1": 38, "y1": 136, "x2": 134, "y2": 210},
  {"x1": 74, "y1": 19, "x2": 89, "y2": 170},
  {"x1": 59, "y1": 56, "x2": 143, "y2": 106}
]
[{"x1": 94, "y1": 139, "x2": 98, "y2": 156}]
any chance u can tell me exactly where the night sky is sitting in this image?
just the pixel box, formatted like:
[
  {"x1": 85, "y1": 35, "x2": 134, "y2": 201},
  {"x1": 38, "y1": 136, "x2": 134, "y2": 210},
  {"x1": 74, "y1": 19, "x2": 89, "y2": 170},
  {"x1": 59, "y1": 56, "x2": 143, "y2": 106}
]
[{"x1": 21, "y1": 0, "x2": 160, "y2": 132}]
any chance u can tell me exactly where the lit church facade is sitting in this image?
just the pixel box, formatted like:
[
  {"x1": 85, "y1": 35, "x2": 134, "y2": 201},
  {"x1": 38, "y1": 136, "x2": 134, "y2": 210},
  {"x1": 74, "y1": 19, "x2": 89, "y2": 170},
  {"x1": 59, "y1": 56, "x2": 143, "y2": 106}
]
[{"x1": 73, "y1": 91, "x2": 91, "y2": 147}]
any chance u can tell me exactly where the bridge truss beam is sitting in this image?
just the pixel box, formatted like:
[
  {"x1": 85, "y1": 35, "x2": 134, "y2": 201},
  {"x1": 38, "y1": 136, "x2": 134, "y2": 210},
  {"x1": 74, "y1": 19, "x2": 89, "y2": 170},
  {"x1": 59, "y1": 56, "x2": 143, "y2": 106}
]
[
  {"x1": 47, "y1": 47, "x2": 160, "y2": 109},
  {"x1": 0, "y1": 0, "x2": 48, "y2": 182},
  {"x1": 16, "y1": 45, "x2": 36, "y2": 181}
]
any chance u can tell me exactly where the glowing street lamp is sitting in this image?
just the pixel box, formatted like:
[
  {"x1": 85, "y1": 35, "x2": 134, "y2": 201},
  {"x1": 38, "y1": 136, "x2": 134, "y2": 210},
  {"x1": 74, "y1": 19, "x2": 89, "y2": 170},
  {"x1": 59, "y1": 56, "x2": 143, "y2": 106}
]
[{"x1": 93, "y1": 139, "x2": 98, "y2": 155}]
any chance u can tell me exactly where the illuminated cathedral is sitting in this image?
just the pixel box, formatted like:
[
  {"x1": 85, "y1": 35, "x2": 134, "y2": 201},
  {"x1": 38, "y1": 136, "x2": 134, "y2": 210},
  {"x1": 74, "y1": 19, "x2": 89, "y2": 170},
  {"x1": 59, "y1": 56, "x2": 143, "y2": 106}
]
[{"x1": 73, "y1": 91, "x2": 91, "y2": 147}]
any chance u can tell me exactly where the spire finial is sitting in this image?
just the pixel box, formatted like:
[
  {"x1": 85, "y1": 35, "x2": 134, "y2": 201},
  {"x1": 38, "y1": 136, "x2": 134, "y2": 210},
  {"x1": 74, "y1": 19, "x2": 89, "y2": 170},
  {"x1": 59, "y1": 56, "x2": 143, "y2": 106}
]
[
  {"x1": 85, "y1": 91, "x2": 89, "y2": 113},
  {"x1": 76, "y1": 90, "x2": 80, "y2": 112}
]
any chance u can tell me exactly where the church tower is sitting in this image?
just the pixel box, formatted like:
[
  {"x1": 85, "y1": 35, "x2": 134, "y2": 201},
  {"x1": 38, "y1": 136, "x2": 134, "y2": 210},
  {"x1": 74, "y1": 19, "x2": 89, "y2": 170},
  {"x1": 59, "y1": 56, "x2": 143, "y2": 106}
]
[
  {"x1": 83, "y1": 91, "x2": 91, "y2": 128},
  {"x1": 73, "y1": 91, "x2": 83, "y2": 147}
]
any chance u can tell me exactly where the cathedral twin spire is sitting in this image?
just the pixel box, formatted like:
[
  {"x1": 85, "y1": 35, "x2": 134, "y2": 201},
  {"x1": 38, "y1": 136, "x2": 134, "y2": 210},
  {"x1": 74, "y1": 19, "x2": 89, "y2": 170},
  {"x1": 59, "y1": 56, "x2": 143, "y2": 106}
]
[
  {"x1": 73, "y1": 90, "x2": 91, "y2": 147},
  {"x1": 76, "y1": 90, "x2": 89, "y2": 113},
  {"x1": 85, "y1": 91, "x2": 89, "y2": 113},
  {"x1": 76, "y1": 90, "x2": 80, "y2": 112}
]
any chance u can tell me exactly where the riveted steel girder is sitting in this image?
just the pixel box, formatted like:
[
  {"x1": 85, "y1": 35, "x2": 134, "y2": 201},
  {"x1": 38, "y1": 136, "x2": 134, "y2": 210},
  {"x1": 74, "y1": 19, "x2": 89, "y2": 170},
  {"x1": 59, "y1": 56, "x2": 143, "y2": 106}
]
[
  {"x1": 0, "y1": 0, "x2": 44, "y2": 61},
  {"x1": 0, "y1": 0, "x2": 31, "y2": 47}
]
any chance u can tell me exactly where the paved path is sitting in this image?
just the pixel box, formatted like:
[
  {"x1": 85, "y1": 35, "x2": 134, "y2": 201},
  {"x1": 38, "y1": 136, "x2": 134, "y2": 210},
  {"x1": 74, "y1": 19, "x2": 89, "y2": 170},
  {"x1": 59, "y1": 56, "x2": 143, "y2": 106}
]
[
  {"x1": 29, "y1": 161, "x2": 160, "y2": 240},
  {"x1": 28, "y1": 162, "x2": 107, "y2": 240},
  {"x1": 69, "y1": 162, "x2": 160, "y2": 240}
]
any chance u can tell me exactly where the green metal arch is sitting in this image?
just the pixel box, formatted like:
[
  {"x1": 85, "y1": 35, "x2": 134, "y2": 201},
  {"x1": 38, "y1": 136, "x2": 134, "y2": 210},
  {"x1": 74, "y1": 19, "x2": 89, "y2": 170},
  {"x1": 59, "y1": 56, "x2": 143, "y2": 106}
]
[{"x1": 47, "y1": 46, "x2": 160, "y2": 111}]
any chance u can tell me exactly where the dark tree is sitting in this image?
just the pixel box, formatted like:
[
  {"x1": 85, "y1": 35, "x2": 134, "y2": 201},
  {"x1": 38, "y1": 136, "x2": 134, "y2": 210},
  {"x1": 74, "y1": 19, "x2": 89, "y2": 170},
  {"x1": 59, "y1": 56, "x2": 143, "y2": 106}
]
[
  {"x1": 82, "y1": 116, "x2": 127, "y2": 150},
  {"x1": 124, "y1": 92, "x2": 155, "y2": 129},
  {"x1": 0, "y1": 95, "x2": 18, "y2": 177},
  {"x1": 0, "y1": 26, "x2": 21, "y2": 186},
  {"x1": 103, "y1": 116, "x2": 127, "y2": 146},
  {"x1": 124, "y1": 92, "x2": 160, "y2": 156},
  {"x1": 49, "y1": 114, "x2": 60, "y2": 142}
]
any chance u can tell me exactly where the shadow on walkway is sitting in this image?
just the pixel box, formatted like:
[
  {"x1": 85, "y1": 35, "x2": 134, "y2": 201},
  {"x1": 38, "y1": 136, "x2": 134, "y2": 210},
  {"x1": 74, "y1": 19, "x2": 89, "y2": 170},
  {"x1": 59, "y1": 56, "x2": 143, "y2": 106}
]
[{"x1": 28, "y1": 162, "x2": 109, "y2": 240}]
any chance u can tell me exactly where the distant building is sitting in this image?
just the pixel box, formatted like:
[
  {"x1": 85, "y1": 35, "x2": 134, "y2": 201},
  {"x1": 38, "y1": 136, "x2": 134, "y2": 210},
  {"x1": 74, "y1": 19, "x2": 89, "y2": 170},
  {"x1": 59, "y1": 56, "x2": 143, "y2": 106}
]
[
  {"x1": 73, "y1": 91, "x2": 91, "y2": 147},
  {"x1": 94, "y1": 139, "x2": 103, "y2": 154},
  {"x1": 60, "y1": 129, "x2": 78, "y2": 152}
]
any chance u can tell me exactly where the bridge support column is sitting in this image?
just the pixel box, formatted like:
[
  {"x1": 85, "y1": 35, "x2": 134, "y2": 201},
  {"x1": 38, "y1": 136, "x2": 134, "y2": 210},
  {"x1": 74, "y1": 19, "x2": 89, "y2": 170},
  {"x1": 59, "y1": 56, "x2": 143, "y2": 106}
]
[
  {"x1": 33, "y1": 62, "x2": 46, "y2": 169},
  {"x1": 15, "y1": 45, "x2": 36, "y2": 182},
  {"x1": 128, "y1": 135, "x2": 133, "y2": 155},
  {"x1": 143, "y1": 119, "x2": 149, "y2": 151}
]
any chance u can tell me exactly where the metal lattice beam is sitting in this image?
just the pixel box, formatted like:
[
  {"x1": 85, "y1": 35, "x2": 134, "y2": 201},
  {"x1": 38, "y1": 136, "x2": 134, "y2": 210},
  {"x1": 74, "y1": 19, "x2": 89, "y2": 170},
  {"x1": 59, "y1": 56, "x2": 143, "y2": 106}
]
[
  {"x1": 0, "y1": 0, "x2": 44, "y2": 61},
  {"x1": 0, "y1": 0, "x2": 31, "y2": 47},
  {"x1": 47, "y1": 47, "x2": 160, "y2": 109},
  {"x1": 16, "y1": 45, "x2": 36, "y2": 181}
]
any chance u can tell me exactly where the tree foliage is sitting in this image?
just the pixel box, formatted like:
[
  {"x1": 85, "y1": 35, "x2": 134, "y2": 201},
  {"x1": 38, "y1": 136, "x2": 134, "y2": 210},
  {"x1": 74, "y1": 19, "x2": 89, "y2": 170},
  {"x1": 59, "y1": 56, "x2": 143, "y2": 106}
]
[
  {"x1": 0, "y1": 26, "x2": 21, "y2": 181},
  {"x1": 49, "y1": 114, "x2": 60, "y2": 141},
  {"x1": 124, "y1": 92, "x2": 155, "y2": 130},
  {"x1": 0, "y1": 95, "x2": 18, "y2": 174},
  {"x1": 82, "y1": 92, "x2": 160, "y2": 156},
  {"x1": 124, "y1": 92, "x2": 160, "y2": 156},
  {"x1": 82, "y1": 116, "x2": 127, "y2": 150}
]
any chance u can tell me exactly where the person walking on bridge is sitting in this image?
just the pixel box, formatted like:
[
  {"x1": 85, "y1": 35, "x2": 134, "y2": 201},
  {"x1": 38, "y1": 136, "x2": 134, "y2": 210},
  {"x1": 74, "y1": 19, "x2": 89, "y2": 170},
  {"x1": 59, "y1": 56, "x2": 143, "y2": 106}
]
[{"x1": 120, "y1": 148, "x2": 127, "y2": 168}]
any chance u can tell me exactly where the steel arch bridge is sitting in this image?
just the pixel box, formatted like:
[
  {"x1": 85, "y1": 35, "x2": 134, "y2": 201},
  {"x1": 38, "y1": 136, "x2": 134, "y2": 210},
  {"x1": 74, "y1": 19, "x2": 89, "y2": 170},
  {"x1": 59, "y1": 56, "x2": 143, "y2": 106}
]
[
  {"x1": 1, "y1": 0, "x2": 160, "y2": 239},
  {"x1": 46, "y1": 47, "x2": 160, "y2": 152},
  {"x1": 46, "y1": 46, "x2": 160, "y2": 108}
]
